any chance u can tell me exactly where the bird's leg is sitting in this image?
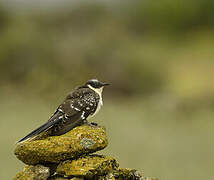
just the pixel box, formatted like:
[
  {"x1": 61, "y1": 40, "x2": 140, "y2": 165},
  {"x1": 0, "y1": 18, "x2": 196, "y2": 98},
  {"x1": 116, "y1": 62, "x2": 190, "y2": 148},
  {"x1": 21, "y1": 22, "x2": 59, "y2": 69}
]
[
  {"x1": 83, "y1": 119, "x2": 98, "y2": 127},
  {"x1": 90, "y1": 122, "x2": 98, "y2": 126},
  {"x1": 82, "y1": 119, "x2": 89, "y2": 124}
]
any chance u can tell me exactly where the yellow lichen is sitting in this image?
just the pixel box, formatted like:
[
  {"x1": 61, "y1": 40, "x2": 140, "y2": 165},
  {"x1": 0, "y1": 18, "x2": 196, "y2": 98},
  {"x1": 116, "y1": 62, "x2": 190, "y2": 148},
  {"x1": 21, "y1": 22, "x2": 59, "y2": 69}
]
[
  {"x1": 56, "y1": 154, "x2": 119, "y2": 178},
  {"x1": 14, "y1": 125, "x2": 108, "y2": 165},
  {"x1": 112, "y1": 168, "x2": 143, "y2": 180},
  {"x1": 14, "y1": 165, "x2": 50, "y2": 180}
]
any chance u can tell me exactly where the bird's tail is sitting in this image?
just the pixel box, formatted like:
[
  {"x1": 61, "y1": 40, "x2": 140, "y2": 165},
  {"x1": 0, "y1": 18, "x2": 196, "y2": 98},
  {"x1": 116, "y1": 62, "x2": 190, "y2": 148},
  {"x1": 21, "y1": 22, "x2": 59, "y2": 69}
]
[{"x1": 17, "y1": 111, "x2": 63, "y2": 144}]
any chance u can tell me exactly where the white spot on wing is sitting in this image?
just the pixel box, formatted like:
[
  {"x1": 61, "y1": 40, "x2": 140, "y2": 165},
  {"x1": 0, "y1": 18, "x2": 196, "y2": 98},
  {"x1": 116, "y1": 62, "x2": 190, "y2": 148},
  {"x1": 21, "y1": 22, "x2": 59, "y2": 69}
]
[
  {"x1": 58, "y1": 108, "x2": 63, "y2": 113},
  {"x1": 81, "y1": 111, "x2": 85, "y2": 119},
  {"x1": 58, "y1": 116, "x2": 63, "y2": 119},
  {"x1": 70, "y1": 104, "x2": 80, "y2": 111},
  {"x1": 74, "y1": 107, "x2": 80, "y2": 111}
]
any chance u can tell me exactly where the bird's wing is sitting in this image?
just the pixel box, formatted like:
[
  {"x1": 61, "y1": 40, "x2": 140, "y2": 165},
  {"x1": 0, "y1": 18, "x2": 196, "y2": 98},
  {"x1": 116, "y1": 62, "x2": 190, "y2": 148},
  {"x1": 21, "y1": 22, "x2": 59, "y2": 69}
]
[
  {"x1": 49, "y1": 88, "x2": 99, "y2": 135},
  {"x1": 59, "y1": 88, "x2": 99, "y2": 117}
]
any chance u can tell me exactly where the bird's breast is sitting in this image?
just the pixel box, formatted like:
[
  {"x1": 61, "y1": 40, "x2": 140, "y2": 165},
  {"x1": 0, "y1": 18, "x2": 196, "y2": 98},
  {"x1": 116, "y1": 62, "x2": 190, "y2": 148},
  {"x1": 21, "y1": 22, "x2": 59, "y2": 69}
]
[{"x1": 88, "y1": 96, "x2": 103, "y2": 119}]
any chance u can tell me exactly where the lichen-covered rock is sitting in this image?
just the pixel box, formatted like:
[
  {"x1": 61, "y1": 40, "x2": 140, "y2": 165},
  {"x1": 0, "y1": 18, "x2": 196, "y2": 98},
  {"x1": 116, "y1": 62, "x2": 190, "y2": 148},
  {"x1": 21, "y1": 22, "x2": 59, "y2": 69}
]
[
  {"x1": 143, "y1": 178, "x2": 158, "y2": 180},
  {"x1": 14, "y1": 164, "x2": 50, "y2": 180},
  {"x1": 56, "y1": 154, "x2": 119, "y2": 178},
  {"x1": 14, "y1": 125, "x2": 108, "y2": 165},
  {"x1": 49, "y1": 175, "x2": 83, "y2": 180},
  {"x1": 113, "y1": 168, "x2": 143, "y2": 180},
  {"x1": 96, "y1": 173, "x2": 116, "y2": 180}
]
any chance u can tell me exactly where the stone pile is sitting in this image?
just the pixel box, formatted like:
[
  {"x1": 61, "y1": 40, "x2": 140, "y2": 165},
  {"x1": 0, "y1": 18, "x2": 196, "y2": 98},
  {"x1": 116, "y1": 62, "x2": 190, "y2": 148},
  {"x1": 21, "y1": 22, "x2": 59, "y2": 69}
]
[{"x1": 14, "y1": 125, "x2": 157, "y2": 180}]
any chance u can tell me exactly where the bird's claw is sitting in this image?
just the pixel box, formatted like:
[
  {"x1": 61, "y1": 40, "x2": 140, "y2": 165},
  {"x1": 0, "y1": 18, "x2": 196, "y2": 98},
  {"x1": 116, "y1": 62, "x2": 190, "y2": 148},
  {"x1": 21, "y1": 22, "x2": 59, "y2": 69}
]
[
  {"x1": 83, "y1": 119, "x2": 89, "y2": 124},
  {"x1": 83, "y1": 120, "x2": 98, "y2": 127},
  {"x1": 90, "y1": 122, "x2": 98, "y2": 126}
]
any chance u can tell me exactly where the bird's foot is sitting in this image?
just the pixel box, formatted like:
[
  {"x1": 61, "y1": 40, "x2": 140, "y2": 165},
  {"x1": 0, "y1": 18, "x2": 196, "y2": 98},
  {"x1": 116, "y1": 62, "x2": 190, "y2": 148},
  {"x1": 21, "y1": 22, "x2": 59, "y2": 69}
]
[
  {"x1": 90, "y1": 122, "x2": 98, "y2": 126},
  {"x1": 82, "y1": 119, "x2": 89, "y2": 124},
  {"x1": 83, "y1": 120, "x2": 98, "y2": 127}
]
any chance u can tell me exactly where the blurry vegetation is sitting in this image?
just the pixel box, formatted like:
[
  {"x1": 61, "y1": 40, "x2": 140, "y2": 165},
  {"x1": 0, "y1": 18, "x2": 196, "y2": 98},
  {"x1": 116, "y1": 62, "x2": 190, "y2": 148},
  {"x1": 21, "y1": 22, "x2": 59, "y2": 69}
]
[
  {"x1": 0, "y1": 0, "x2": 214, "y2": 104},
  {"x1": 132, "y1": 0, "x2": 214, "y2": 33}
]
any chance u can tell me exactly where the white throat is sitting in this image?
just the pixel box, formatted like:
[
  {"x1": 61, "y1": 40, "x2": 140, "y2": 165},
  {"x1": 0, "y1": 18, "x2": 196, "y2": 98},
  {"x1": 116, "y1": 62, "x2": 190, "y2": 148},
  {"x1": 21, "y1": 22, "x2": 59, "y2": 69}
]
[
  {"x1": 88, "y1": 85, "x2": 103, "y2": 118},
  {"x1": 88, "y1": 85, "x2": 103, "y2": 98}
]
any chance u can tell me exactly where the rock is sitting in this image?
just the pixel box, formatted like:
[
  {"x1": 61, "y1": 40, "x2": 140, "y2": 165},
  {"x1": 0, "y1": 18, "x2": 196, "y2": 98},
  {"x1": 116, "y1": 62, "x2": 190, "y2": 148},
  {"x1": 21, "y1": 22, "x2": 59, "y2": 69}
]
[
  {"x1": 49, "y1": 175, "x2": 83, "y2": 180},
  {"x1": 14, "y1": 124, "x2": 157, "y2": 180},
  {"x1": 113, "y1": 168, "x2": 143, "y2": 180},
  {"x1": 97, "y1": 173, "x2": 116, "y2": 180},
  {"x1": 56, "y1": 154, "x2": 119, "y2": 178},
  {"x1": 14, "y1": 125, "x2": 108, "y2": 165},
  {"x1": 14, "y1": 164, "x2": 50, "y2": 180},
  {"x1": 143, "y1": 178, "x2": 159, "y2": 180}
]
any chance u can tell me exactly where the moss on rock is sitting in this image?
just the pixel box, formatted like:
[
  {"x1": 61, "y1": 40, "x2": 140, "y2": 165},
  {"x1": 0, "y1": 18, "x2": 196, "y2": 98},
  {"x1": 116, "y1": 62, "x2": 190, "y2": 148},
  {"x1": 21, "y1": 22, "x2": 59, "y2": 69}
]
[
  {"x1": 113, "y1": 168, "x2": 143, "y2": 180},
  {"x1": 49, "y1": 175, "x2": 83, "y2": 180},
  {"x1": 14, "y1": 125, "x2": 108, "y2": 165},
  {"x1": 56, "y1": 154, "x2": 119, "y2": 178},
  {"x1": 14, "y1": 164, "x2": 50, "y2": 180}
]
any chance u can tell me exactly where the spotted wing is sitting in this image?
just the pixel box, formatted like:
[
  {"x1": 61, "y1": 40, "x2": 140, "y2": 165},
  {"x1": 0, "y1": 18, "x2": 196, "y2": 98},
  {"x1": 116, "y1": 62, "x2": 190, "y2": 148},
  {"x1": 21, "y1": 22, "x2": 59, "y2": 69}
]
[
  {"x1": 49, "y1": 88, "x2": 99, "y2": 135},
  {"x1": 60, "y1": 88, "x2": 99, "y2": 116}
]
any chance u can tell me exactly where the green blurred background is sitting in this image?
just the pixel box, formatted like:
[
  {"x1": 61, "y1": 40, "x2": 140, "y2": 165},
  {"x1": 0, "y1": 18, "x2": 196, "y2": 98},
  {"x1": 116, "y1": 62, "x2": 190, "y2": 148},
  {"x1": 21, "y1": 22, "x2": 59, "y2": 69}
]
[{"x1": 1, "y1": 0, "x2": 214, "y2": 179}]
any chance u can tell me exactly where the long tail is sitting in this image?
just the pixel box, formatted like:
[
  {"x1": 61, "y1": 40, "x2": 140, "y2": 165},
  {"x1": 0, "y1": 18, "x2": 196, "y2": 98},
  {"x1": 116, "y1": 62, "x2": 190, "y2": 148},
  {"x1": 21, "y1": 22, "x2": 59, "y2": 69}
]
[{"x1": 17, "y1": 111, "x2": 63, "y2": 143}]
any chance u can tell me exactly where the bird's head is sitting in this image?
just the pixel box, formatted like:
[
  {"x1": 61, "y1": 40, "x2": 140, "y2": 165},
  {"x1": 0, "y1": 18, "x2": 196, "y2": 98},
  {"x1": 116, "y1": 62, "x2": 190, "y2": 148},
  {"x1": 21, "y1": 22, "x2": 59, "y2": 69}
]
[
  {"x1": 81, "y1": 79, "x2": 109, "y2": 94},
  {"x1": 85, "y1": 79, "x2": 109, "y2": 88}
]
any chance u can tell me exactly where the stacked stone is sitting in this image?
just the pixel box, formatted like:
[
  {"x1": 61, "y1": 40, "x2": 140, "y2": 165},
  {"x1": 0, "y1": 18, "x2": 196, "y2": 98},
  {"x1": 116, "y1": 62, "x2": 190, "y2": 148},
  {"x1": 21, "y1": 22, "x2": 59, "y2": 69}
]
[{"x1": 14, "y1": 125, "x2": 157, "y2": 180}]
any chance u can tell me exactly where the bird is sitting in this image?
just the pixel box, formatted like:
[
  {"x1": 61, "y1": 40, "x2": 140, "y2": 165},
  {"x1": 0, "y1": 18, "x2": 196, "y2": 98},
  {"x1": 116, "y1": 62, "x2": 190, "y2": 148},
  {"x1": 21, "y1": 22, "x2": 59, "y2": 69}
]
[{"x1": 17, "y1": 79, "x2": 109, "y2": 143}]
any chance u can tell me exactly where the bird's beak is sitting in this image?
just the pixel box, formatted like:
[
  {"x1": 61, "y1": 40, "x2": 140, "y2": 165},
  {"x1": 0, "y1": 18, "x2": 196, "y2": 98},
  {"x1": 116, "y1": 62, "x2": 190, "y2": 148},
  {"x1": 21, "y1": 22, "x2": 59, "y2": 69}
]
[{"x1": 102, "y1": 82, "x2": 110, "y2": 86}]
